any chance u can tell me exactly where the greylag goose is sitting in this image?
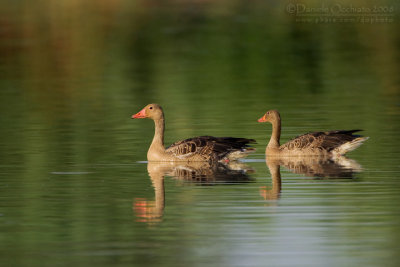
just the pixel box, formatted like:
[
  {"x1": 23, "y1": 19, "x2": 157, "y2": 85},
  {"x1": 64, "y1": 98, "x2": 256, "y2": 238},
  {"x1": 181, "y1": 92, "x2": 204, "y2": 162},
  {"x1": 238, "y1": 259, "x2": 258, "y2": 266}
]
[
  {"x1": 132, "y1": 104, "x2": 255, "y2": 162},
  {"x1": 258, "y1": 110, "x2": 368, "y2": 156}
]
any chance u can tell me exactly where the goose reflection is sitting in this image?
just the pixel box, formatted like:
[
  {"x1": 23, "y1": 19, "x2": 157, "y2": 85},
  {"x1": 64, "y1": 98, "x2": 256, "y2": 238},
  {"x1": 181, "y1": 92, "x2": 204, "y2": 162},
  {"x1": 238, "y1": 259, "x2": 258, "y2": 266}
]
[
  {"x1": 133, "y1": 161, "x2": 254, "y2": 224},
  {"x1": 260, "y1": 156, "x2": 363, "y2": 200}
]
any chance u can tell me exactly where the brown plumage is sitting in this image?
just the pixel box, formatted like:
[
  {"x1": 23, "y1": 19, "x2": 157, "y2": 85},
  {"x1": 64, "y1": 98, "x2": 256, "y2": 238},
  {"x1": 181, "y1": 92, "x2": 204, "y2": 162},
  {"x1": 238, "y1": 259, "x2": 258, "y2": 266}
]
[
  {"x1": 258, "y1": 110, "x2": 368, "y2": 156},
  {"x1": 166, "y1": 136, "x2": 255, "y2": 161},
  {"x1": 132, "y1": 104, "x2": 255, "y2": 162}
]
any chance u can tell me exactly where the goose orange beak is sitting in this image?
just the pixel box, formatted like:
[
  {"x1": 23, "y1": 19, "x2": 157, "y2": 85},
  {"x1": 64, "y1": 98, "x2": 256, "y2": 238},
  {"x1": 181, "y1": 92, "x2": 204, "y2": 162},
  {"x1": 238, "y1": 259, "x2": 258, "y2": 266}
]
[
  {"x1": 132, "y1": 108, "x2": 147, "y2": 119},
  {"x1": 258, "y1": 115, "x2": 267, "y2": 122}
]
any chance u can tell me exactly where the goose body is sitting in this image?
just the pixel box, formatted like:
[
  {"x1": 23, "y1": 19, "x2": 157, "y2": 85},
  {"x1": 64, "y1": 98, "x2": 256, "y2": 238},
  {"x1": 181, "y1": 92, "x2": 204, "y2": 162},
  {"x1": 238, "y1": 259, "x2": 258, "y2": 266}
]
[
  {"x1": 132, "y1": 104, "x2": 255, "y2": 162},
  {"x1": 258, "y1": 110, "x2": 368, "y2": 156}
]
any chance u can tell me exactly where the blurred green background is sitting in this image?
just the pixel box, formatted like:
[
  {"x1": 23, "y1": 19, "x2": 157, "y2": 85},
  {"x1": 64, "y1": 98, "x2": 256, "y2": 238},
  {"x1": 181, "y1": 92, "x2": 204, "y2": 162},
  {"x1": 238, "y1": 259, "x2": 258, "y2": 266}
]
[{"x1": 0, "y1": 0, "x2": 399, "y2": 162}]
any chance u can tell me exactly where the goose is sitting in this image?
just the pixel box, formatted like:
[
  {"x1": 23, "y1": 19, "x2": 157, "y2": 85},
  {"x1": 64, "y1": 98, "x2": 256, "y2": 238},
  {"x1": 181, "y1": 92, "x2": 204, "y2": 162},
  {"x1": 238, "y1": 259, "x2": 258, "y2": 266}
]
[
  {"x1": 258, "y1": 110, "x2": 368, "y2": 156},
  {"x1": 132, "y1": 104, "x2": 255, "y2": 162}
]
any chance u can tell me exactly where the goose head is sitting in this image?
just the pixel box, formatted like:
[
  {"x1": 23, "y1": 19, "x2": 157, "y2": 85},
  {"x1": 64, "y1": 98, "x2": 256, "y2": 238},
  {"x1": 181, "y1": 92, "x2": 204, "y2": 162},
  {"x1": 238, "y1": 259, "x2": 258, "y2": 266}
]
[
  {"x1": 258, "y1": 110, "x2": 280, "y2": 124},
  {"x1": 132, "y1": 104, "x2": 164, "y2": 120}
]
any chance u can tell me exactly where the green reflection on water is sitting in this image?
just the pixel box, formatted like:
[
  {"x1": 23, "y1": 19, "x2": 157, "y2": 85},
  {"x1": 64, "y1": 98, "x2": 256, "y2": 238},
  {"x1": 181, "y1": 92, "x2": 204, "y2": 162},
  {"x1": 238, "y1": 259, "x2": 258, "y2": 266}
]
[{"x1": 0, "y1": 0, "x2": 399, "y2": 266}]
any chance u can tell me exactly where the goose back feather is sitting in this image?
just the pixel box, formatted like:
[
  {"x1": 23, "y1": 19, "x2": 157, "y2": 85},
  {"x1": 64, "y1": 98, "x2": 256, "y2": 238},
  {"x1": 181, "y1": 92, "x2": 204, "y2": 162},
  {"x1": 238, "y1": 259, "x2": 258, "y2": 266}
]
[
  {"x1": 166, "y1": 136, "x2": 255, "y2": 161},
  {"x1": 282, "y1": 130, "x2": 363, "y2": 152}
]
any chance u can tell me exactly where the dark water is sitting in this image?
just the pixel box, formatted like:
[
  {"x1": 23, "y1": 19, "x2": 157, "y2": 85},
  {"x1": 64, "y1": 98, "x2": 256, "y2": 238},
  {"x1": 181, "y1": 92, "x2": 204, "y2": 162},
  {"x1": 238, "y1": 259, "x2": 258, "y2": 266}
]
[{"x1": 1, "y1": 0, "x2": 400, "y2": 266}]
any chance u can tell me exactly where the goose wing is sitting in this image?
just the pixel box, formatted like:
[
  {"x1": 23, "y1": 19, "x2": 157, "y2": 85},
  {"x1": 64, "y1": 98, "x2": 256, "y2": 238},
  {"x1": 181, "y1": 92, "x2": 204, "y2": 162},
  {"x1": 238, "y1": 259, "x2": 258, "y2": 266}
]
[
  {"x1": 282, "y1": 130, "x2": 363, "y2": 152},
  {"x1": 166, "y1": 136, "x2": 255, "y2": 160}
]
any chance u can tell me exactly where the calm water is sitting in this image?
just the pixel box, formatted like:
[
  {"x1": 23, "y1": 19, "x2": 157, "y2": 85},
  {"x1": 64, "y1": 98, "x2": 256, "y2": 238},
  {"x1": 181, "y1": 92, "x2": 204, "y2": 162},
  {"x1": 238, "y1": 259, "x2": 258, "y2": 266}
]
[{"x1": 1, "y1": 0, "x2": 400, "y2": 266}]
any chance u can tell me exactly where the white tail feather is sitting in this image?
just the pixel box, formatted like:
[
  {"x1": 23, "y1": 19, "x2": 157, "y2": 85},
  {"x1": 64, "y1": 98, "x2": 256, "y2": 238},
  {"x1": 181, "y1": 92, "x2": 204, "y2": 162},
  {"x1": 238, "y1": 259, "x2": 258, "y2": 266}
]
[{"x1": 333, "y1": 137, "x2": 369, "y2": 156}]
